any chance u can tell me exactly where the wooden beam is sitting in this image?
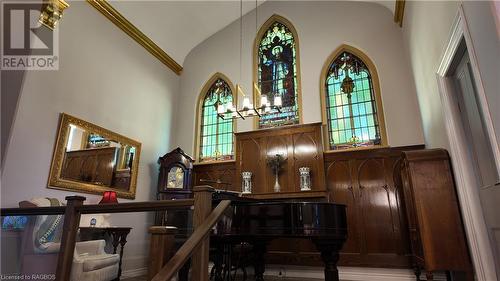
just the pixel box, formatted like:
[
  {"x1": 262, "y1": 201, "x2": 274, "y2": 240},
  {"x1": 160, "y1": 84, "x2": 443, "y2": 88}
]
[
  {"x1": 394, "y1": 0, "x2": 406, "y2": 27},
  {"x1": 86, "y1": 0, "x2": 183, "y2": 75}
]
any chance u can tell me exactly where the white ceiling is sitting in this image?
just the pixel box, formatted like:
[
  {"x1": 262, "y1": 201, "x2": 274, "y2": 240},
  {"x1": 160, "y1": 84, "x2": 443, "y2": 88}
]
[{"x1": 110, "y1": 1, "x2": 396, "y2": 66}]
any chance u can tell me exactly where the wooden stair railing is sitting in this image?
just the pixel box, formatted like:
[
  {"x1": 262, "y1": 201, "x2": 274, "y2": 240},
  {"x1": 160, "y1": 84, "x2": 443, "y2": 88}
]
[
  {"x1": 151, "y1": 198, "x2": 231, "y2": 280},
  {"x1": 0, "y1": 186, "x2": 223, "y2": 281}
]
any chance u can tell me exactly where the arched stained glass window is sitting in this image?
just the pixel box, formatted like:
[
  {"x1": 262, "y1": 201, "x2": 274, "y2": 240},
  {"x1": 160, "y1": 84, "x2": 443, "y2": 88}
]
[
  {"x1": 323, "y1": 46, "x2": 386, "y2": 150},
  {"x1": 256, "y1": 15, "x2": 301, "y2": 128},
  {"x1": 198, "y1": 76, "x2": 234, "y2": 162}
]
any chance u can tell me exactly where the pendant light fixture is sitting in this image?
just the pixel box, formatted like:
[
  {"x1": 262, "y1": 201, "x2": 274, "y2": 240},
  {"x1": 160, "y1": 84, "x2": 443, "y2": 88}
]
[{"x1": 217, "y1": 0, "x2": 282, "y2": 120}]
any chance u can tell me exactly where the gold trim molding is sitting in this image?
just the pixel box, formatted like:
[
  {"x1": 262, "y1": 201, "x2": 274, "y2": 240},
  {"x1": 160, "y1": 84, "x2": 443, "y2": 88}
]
[
  {"x1": 394, "y1": 0, "x2": 406, "y2": 27},
  {"x1": 87, "y1": 0, "x2": 183, "y2": 75}
]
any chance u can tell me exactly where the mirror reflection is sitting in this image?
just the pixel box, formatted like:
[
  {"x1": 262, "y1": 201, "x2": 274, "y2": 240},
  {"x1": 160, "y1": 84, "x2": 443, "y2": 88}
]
[{"x1": 61, "y1": 124, "x2": 136, "y2": 190}]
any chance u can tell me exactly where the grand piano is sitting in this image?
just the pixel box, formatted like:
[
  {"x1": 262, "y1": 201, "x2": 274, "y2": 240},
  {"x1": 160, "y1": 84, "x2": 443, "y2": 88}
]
[{"x1": 208, "y1": 190, "x2": 348, "y2": 281}]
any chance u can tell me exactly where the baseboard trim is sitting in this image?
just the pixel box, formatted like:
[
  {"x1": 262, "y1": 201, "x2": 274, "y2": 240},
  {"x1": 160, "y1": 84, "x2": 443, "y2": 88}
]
[
  {"x1": 121, "y1": 267, "x2": 147, "y2": 279},
  {"x1": 261, "y1": 265, "x2": 446, "y2": 281},
  {"x1": 120, "y1": 265, "x2": 446, "y2": 281}
]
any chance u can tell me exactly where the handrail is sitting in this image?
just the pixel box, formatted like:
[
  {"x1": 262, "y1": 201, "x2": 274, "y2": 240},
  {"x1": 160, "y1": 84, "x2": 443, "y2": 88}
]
[
  {"x1": 2, "y1": 186, "x2": 218, "y2": 281},
  {"x1": 77, "y1": 199, "x2": 194, "y2": 214},
  {"x1": 1, "y1": 206, "x2": 66, "y2": 216},
  {"x1": 151, "y1": 199, "x2": 231, "y2": 281},
  {"x1": 0, "y1": 199, "x2": 194, "y2": 216}
]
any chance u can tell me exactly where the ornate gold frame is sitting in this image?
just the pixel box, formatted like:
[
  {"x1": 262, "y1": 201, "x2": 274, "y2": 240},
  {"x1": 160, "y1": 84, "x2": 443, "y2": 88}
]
[
  {"x1": 48, "y1": 113, "x2": 142, "y2": 199},
  {"x1": 319, "y1": 44, "x2": 388, "y2": 152},
  {"x1": 252, "y1": 14, "x2": 303, "y2": 129},
  {"x1": 193, "y1": 72, "x2": 238, "y2": 163}
]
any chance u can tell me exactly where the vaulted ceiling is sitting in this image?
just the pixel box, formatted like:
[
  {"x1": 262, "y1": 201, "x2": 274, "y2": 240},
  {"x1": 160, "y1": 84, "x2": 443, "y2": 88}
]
[{"x1": 107, "y1": 0, "x2": 396, "y2": 68}]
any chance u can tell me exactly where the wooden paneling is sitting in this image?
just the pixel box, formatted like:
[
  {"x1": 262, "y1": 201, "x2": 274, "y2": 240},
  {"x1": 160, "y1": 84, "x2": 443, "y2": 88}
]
[
  {"x1": 62, "y1": 147, "x2": 117, "y2": 186},
  {"x1": 235, "y1": 123, "x2": 325, "y2": 195},
  {"x1": 193, "y1": 161, "x2": 237, "y2": 191},
  {"x1": 324, "y1": 146, "x2": 422, "y2": 268},
  {"x1": 192, "y1": 129, "x2": 425, "y2": 269},
  {"x1": 325, "y1": 160, "x2": 358, "y2": 254}
]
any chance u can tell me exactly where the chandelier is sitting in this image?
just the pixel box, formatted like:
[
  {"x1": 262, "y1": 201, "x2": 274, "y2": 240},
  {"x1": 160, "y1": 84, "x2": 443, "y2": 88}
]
[
  {"x1": 217, "y1": 0, "x2": 282, "y2": 120},
  {"x1": 217, "y1": 84, "x2": 282, "y2": 120}
]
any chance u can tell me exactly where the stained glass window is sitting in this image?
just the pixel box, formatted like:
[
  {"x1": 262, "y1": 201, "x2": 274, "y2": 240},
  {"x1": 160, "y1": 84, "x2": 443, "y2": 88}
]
[
  {"x1": 325, "y1": 51, "x2": 382, "y2": 150},
  {"x1": 257, "y1": 19, "x2": 299, "y2": 128},
  {"x1": 199, "y1": 78, "x2": 234, "y2": 162}
]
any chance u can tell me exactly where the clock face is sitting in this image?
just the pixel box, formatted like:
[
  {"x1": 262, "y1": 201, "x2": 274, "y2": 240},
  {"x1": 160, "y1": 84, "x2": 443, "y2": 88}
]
[{"x1": 167, "y1": 166, "x2": 184, "y2": 189}]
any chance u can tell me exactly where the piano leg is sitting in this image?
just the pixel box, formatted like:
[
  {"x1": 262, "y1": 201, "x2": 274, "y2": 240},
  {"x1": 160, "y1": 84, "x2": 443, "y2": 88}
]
[
  {"x1": 252, "y1": 241, "x2": 267, "y2": 281},
  {"x1": 313, "y1": 240, "x2": 342, "y2": 281}
]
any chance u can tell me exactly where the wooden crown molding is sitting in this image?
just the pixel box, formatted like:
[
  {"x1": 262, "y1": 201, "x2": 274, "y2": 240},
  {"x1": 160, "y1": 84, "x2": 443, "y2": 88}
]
[
  {"x1": 87, "y1": 0, "x2": 183, "y2": 75},
  {"x1": 394, "y1": 0, "x2": 406, "y2": 27}
]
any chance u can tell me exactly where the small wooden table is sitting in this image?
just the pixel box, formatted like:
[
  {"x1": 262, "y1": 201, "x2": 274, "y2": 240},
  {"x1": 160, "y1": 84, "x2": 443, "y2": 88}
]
[{"x1": 79, "y1": 227, "x2": 132, "y2": 280}]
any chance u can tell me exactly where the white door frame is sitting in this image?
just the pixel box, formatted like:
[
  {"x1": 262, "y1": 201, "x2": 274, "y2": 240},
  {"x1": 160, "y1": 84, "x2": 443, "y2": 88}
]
[{"x1": 436, "y1": 4, "x2": 499, "y2": 281}]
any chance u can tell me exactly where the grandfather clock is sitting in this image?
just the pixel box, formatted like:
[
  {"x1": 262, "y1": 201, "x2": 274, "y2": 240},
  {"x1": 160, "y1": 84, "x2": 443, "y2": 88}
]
[{"x1": 155, "y1": 147, "x2": 194, "y2": 226}]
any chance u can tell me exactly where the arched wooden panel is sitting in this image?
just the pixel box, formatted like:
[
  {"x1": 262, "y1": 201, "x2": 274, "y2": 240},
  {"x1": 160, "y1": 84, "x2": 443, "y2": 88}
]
[
  {"x1": 293, "y1": 132, "x2": 324, "y2": 191},
  {"x1": 326, "y1": 160, "x2": 359, "y2": 253},
  {"x1": 391, "y1": 157, "x2": 411, "y2": 255},
  {"x1": 357, "y1": 158, "x2": 396, "y2": 254},
  {"x1": 238, "y1": 138, "x2": 265, "y2": 193}
]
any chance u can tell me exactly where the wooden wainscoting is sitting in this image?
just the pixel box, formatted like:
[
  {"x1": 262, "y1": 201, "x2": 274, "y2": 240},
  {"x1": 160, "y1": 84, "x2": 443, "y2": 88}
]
[
  {"x1": 324, "y1": 146, "x2": 423, "y2": 267},
  {"x1": 193, "y1": 142, "x2": 424, "y2": 268}
]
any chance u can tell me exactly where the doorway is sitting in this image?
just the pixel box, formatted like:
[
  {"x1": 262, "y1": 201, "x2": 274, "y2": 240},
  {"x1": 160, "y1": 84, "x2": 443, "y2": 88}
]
[
  {"x1": 436, "y1": 9, "x2": 500, "y2": 280},
  {"x1": 451, "y1": 41, "x2": 500, "y2": 272}
]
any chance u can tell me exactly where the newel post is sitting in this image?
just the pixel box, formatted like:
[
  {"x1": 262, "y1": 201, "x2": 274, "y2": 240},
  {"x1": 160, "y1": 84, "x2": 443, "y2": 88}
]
[
  {"x1": 191, "y1": 185, "x2": 214, "y2": 281},
  {"x1": 56, "y1": 196, "x2": 85, "y2": 281},
  {"x1": 147, "y1": 226, "x2": 178, "y2": 280}
]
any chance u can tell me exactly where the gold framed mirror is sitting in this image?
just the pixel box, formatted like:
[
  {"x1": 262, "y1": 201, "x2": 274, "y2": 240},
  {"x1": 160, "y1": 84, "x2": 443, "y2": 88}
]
[{"x1": 48, "y1": 113, "x2": 141, "y2": 199}]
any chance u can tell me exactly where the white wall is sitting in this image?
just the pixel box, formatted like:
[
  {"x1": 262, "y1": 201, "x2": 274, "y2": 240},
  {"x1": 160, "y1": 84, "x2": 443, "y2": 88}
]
[
  {"x1": 402, "y1": 0, "x2": 461, "y2": 149},
  {"x1": 1, "y1": 1, "x2": 180, "y2": 273},
  {"x1": 174, "y1": 1, "x2": 425, "y2": 157}
]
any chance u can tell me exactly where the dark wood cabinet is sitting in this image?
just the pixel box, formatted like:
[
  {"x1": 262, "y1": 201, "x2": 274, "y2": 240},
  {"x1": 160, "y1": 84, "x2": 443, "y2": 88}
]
[
  {"x1": 324, "y1": 147, "x2": 417, "y2": 268},
  {"x1": 401, "y1": 149, "x2": 472, "y2": 280}
]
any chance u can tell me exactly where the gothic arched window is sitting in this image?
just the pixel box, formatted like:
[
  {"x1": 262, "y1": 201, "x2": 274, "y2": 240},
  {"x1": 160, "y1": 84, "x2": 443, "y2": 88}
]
[
  {"x1": 255, "y1": 15, "x2": 301, "y2": 128},
  {"x1": 197, "y1": 74, "x2": 235, "y2": 162},
  {"x1": 321, "y1": 45, "x2": 387, "y2": 150}
]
